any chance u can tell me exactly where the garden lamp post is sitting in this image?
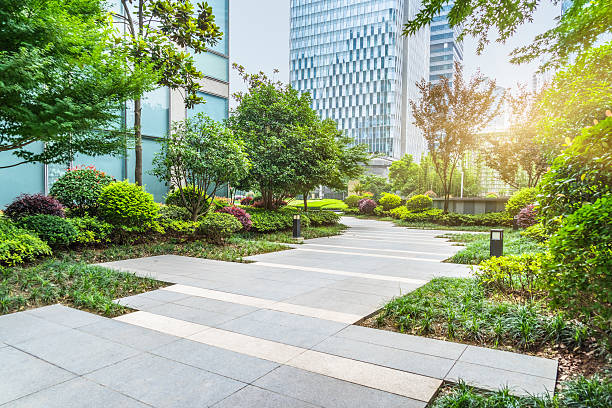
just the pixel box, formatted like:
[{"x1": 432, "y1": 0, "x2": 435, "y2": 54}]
[
  {"x1": 490, "y1": 229, "x2": 504, "y2": 257},
  {"x1": 293, "y1": 214, "x2": 301, "y2": 239}
]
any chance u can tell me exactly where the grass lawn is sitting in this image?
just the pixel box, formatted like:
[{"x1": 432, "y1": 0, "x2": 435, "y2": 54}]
[
  {"x1": 287, "y1": 198, "x2": 348, "y2": 210},
  {"x1": 441, "y1": 230, "x2": 545, "y2": 264}
]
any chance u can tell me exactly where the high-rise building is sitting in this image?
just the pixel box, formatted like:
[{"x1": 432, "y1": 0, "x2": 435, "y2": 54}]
[
  {"x1": 290, "y1": 0, "x2": 429, "y2": 160},
  {"x1": 429, "y1": 1, "x2": 463, "y2": 83},
  {"x1": 0, "y1": 0, "x2": 230, "y2": 206}
]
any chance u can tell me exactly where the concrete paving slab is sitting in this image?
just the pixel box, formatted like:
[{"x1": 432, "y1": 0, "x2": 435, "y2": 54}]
[
  {"x1": 0, "y1": 311, "x2": 69, "y2": 345},
  {"x1": 146, "y1": 302, "x2": 237, "y2": 326},
  {"x1": 460, "y1": 345, "x2": 558, "y2": 379},
  {"x1": 115, "y1": 311, "x2": 209, "y2": 338},
  {"x1": 211, "y1": 385, "x2": 319, "y2": 408},
  {"x1": 114, "y1": 294, "x2": 166, "y2": 310},
  {"x1": 25, "y1": 304, "x2": 107, "y2": 328}
]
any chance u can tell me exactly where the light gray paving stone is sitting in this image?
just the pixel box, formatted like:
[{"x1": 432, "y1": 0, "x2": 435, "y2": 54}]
[
  {"x1": 446, "y1": 361, "x2": 557, "y2": 396},
  {"x1": 212, "y1": 385, "x2": 319, "y2": 408},
  {"x1": 114, "y1": 294, "x2": 166, "y2": 310},
  {"x1": 244, "y1": 309, "x2": 348, "y2": 335},
  {"x1": 459, "y1": 345, "x2": 558, "y2": 379},
  {"x1": 15, "y1": 328, "x2": 140, "y2": 375},
  {"x1": 0, "y1": 311, "x2": 69, "y2": 345},
  {"x1": 283, "y1": 296, "x2": 378, "y2": 315},
  {"x1": 78, "y1": 318, "x2": 180, "y2": 351},
  {"x1": 5, "y1": 377, "x2": 149, "y2": 408},
  {"x1": 335, "y1": 325, "x2": 467, "y2": 360},
  {"x1": 85, "y1": 353, "x2": 245, "y2": 408},
  {"x1": 139, "y1": 288, "x2": 191, "y2": 302},
  {"x1": 146, "y1": 302, "x2": 237, "y2": 326},
  {"x1": 0, "y1": 346, "x2": 75, "y2": 405},
  {"x1": 25, "y1": 304, "x2": 107, "y2": 328},
  {"x1": 313, "y1": 336, "x2": 455, "y2": 379},
  {"x1": 254, "y1": 365, "x2": 426, "y2": 408},
  {"x1": 172, "y1": 295, "x2": 259, "y2": 317},
  {"x1": 151, "y1": 338, "x2": 279, "y2": 383}
]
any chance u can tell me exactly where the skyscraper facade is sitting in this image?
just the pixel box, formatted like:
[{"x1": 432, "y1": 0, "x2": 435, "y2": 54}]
[
  {"x1": 429, "y1": 1, "x2": 463, "y2": 83},
  {"x1": 290, "y1": 0, "x2": 429, "y2": 159}
]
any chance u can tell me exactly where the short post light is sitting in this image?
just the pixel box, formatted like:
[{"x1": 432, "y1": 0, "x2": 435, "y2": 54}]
[
  {"x1": 293, "y1": 214, "x2": 301, "y2": 239},
  {"x1": 512, "y1": 216, "x2": 519, "y2": 231},
  {"x1": 490, "y1": 229, "x2": 504, "y2": 258}
]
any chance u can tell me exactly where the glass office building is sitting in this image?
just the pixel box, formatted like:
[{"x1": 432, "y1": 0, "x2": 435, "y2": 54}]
[
  {"x1": 429, "y1": 1, "x2": 463, "y2": 83},
  {"x1": 0, "y1": 0, "x2": 230, "y2": 205},
  {"x1": 290, "y1": 0, "x2": 429, "y2": 159}
]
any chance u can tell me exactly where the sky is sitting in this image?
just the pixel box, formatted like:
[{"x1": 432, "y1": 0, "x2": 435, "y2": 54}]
[{"x1": 228, "y1": 0, "x2": 562, "y2": 107}]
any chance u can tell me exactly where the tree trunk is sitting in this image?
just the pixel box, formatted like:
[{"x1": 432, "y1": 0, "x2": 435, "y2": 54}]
[
  {"x1": 303, "y1": 192, "x2": 308, "y2": 212},
  {"x1": 134, "y1": 97, "x2": 143, "y2": 186}
]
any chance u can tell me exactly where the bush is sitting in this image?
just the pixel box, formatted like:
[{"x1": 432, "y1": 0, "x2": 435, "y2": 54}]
[
  {"x1": 343, "y1": 207, "x2": 360, "y2": 215},
  {"x1": 67, "y1": 216, "x2": 113, "y2": 245},
  {"x1": 475, "y1": 253, "x2": 549, "y2": 296},
  {"x1": 305, "y1": 211, "x2": 340, "y2": 226},
  {"x1": 389, "y1": 206, "x2": 410, "y2": 219},
  {"x1": 49, "y1": 166, "x2": 115, "y2": 214},
  {"x1": 5, "y1": 194, "x2": 65, "y2": 220},
  {"x1": 244, "y1": 207, "x2": 310, "y2": 232},
  {"x1": 378, "y1": 193, "x2": 402, "y2": 211},
  {"x1": 517, "y1": 204, "x2": 537, "y2": 228},
  {"x1": 165, "y1": 185, "x2": 210, "y2": 214},
  {"x1": 216, "y1": 206, "x2": 252, "y2": 231},
  {"x1": 544, "y1": 195, "x2": 612, "y2": 338},
  {"x1": 373, "y1": 205, "x2": 389, "y2": 217},
  {"x1": 157, "y1": 205, "x2": 191, "y2": 222},
  {"x1": 344, "y1": 195, "x2": 362, "y2": 208},
  {"x1": 521, "y1": 223, "x2": 548, "y2": 242},
  {"x1": 240, "y1": 196, "x2": 254, "y2": 206},
  {"x1": 98, "y1": 181, "x2": 159, "y2": 228},
  {"x1": 253, "y1": 199, "x2": 287, "y2": 209},
  {"x1": 505, "y1": 187, "x2": 537, "y2": 216},
  {"x1": 358, "y1": 198, "x2": 377, "y2": 214},
  {"x1": 401, "y1": 209, "x2": 444, "y2": 223},
  {"x1": 405, "y1": 194, "x2": 433, "y2": 212},
  {"x1": 197, "y1": 212, "x2": 242, "y2": 243},
  {"x1": 0, "y1": 217, "x2": 52, "y2": 265},
  {"x1": 159, "y1": 219, "x2": 200, "y2": 236},
  {"x1": 18, "y1": 214, "x2": 78, "y2": 247}
]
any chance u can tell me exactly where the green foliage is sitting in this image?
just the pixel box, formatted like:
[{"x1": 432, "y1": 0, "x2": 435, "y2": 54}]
[
  {"x1": 538, "y1": 116, "x2": 612, "y2": 231},
  {"x1": 165, "y1": 186, "x2": 209, "y2": 210},
  {"x1": 245, "y1": 207, "x2": 311, "y2": 232},
  {"x1": 545, "y1": 195, "x2": 612, "y2": 339},
  {"x1": 0, "y1": 0, "x2": 148, "y2": 167},
  {"x1": 475, "y1": 253, "x2": 550, "y2": 296},
  {"x1": 197, "y1": 212, "x2": 242, "y2": 244},
  {"x1": 0, "y1": 217, "x2": 51, "y2": 266},
  {"x1": 521, "y1": 223, "x2": 548, "y2": 243},
  {"x1": 378, "y1": 193, "x2": 402, "y2": 211},
  {"x1": 359, "y1": 174, "x2": 391, "y2": 201},
  {"x1": 446, "y1": 230, "x2": 545, "y2": 264},
  {"x1": 506, "y1": 187, "x2": 537, "y2": 216},
  {"x1": 67, "y1": 216, "x2": 113, "y2": 245},
  {"x1": 304, "y1": 211, "x2": 340, "y2": 226},
  {"x1": 288, "y1": 199, "x2": 348, "y2": 210},
  {"x1": 157, "y1": 204, "x2": 191, "y2": 222},
  {"x1": 18, "y1": 214, "x2": 77, "y2": 247},
  {"x1": 158, "y1": 219, "x2": 200, "y2": 236},
  {"x1": 49, "y1": 167, "x2": 114, "y2": 214},
  {"x1": 98, "y1": 181, "x2": 158, "y2": 228},
  {"x1": 405, "y1": 194, "x2": 433, "y2": 212},
  {"x1": 344, "y1": 195, "x2": 362, "y2": 208},
  {"x1": 373, "y1": 206, "x2": 389, "y2": 217},
  {"x1": 152, "y1": 115, "x2": 250, "y2": 221},
  {"x1": 389, "y1": 154, "x2": 420, "y2": 196}
]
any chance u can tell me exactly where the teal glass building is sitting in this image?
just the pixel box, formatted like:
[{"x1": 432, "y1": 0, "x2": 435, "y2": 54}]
[
  {"x1": 0, "y1": 0, "x2": 230, "y2": 206},
  {"x1": 429, "y1": 1, "x2": 463, "y2": 83}
]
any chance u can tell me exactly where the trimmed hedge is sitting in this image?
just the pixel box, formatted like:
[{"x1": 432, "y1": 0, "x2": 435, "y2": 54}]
[
  {"x1": 389, "y1": 207, "x2": 512, "y2": 227},
  {"x1": 197, "y1": 213, "x2": 242, "y2": 243},
  {"x1": 18, "y1": 214, "x2": 78, "y2": 247},
  {"x1": 243, "y1": 207, "x2": 311, "y2": 232},
  {"x1": 98, "y1": 181, "x2": 158, "y2": 228},
  {"x1": 216, "y1": 206, "x2": 252, "y2": 231},
  {"x1": 67, "y1": 216, "x2": 113, "y2": 245},
  {"x1": 0, "y1": 217, "x2": 52, "y2": 266},
  {"x1": 305, "y1": 211, "x2": 340, "y2": 226},
  {"x1": 378, "y1": 193, "x2": 402, "y2": 211},
  {"x1": 405, "y1": 194, "x2": 433, "y2": 212}
]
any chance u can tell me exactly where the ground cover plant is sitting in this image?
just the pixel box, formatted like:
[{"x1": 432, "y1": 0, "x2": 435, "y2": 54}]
[{"x1": 287, "y1": 198, "x2": 348, "y2": 210}]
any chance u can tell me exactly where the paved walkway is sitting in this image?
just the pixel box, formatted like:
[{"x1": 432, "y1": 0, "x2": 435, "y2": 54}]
[{"x1": 0, "y1": 218, "x2": 557, "y2": 407}]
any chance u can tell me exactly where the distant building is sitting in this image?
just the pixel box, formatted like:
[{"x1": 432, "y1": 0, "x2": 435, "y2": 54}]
[
  {"x1": 290, "y1": 0, "x2": 430, "y2": 161},
  {"x1": 429, "y1": 1, "x2": 463, "y2": 84}
]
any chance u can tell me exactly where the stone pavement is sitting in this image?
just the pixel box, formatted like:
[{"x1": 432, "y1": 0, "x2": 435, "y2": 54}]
[{"x1": 0, "y1": 218, "x2": 558, "y2": 407}]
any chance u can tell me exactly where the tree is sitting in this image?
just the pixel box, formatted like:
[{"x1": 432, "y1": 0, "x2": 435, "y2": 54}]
[
  {"x1": 228, "y1": 66, "x2": 319, "y2": 210},
  {"x1": 113, "y1": 0, "x2": 222, "y2": 185},
  {"x1": 482, "y1": 86, "x2": 550, "y2": 189},
  {"x1": 389, "y1": 155, "x2": 420, "y2": 196},
  {"x1": 359, "y1": 174, "x2": 392, "y2": 201},
  {"x1": 410, "y1": 64, "x2": 499, "y2": 211},
  {"x1": 0, "y1": 0, "x2": 146, "y2": 169},
  {"x1": 151, "y1": 114, "x2": 250, "y2": 221},
  {"x1": 402, "y1": 0, "x2": 612, "y2": 70}
]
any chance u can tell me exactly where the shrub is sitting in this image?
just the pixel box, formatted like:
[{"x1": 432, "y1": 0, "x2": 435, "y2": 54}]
[
  {"x1": 475, "y1": 253, "x2": 549, "y2": 296},
  {"x1": 0, "y1": 217, "x2": 52, "y2": 265},
  {"x1": 343, "y1": 208, "x2": 360, "y2": 215},
  {"x1": 405, "y1": 194, "x2": 433, "y2": 212},
  {"x1": 18, "y1": 214, "x2": 78, "y2": 247},
  {"x1": 244, "y1": 207, "x2": 310, "y2": 232},
  {"x1": 401, "y1": 209, "x2": 444, "y2": 223},
  {"x1": 253, "y1": 199, "x2": 287, "y2": 209},
  {"x1": 378, "y1": 193, "x2": 402, "y2": 211},
  {"x1": 505, "y1": 187, "x2": 537, "y2": 216},
  {"x1": 157, "y1": 205, "x2": 191, "y2": 222},
  {"x1": 216, "y1": 206, "x2": 252, "y2": 231},
  {"x1": 165, "y1": 185, "x2": 211, "y2": 217},
  {"x1": 544, "y1": 195, "x2": 612, "y2": 338},
  {"x1": 373, "y1": 205, "x2": 389, "y2": 217},
  {"x1": 67, "y1": 216, "x2": 113, "y2": 245},
  {"x1": 5, "y1": 194, "x2": 65, "y2": 220},
  {"x1": 344, "y1": 195, "x2": 362, "y2": 208},
  {"x1": 305, "y1": 211, "x2": 340, "y2": 226},
  {"x1": 159, "y1": 219, "x2": 200, "y2": 236},
  {"x1": 521, "y1": 223, "x2": 548, "y2": 242},
  {"x1": 98, "y1": 181, "x2": 158, "y2": 228},
  {"x1": 197, "y1": 212, "x2": 242, "y2": 243},
  {"x1": 358, "y1": 198, "x2": 377, "y2": 214},
  {"x1": 390, "y1": 206, "x2": 410, "y2": 219},
  {"x1": 240, "y1": 196, "x2": 254, "y2": 206},
  {"x1": 517, "y1": 204, "x2": 537, "y2": 228},
  {"x1": 49, "y1": 166, "x2": 115, "y2": 214}
]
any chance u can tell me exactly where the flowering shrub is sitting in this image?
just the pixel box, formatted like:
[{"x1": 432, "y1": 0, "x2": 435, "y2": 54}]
[
  {"x1": 216, "y1": 206, "x2": 252, "y2": 231},
  {"x1": 506, "y1": 188, "x2": 537, "y2": 216},
  {"x1": 5, "y1": 194, "x2": 65, "y2": 220},
  {"x1": 517, "y1": 205, "x2": 538, "y2": 228},
  {"x1": 358, "y1": 198, "x2": 377, "y2": 214},
  {"x1": 405, "y1": 194, "x2": 433, "y2": 212},
  {"x1": 49, "y1": 166, "x2": 115, "y2": 214},
  {"x1": 240, "y1": 197, "x2": 254, "y2": 206},
  {"x1": 379, "y1": 193, "x2": 402, "y2": 211}
]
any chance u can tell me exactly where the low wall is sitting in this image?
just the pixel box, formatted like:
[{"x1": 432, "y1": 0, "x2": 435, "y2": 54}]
[{"x1": 432, "y1": 198, "x2": 508, "y2": 214}]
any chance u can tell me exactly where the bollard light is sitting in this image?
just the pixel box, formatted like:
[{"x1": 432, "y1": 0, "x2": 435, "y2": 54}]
[
  {"x1": 490, "y1": 229, "x2": 504, "y2": 257},
  {"x1": 512, "y1": 216, "x2": 519, "y2": 231},
  {"x1": 293, "y1": 214, "x2": 301, "y2": 238}
]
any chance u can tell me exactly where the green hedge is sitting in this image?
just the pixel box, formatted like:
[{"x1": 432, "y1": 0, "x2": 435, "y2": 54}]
[
  {"x1": 389, "y1": 207, "x2": 512, "y2": 227},
  {"x1": 305, "y1": 211, "x2": 340, "y2": 226},
  {"x1": 19, "y1": 214, "x2": 78, "y2": 247},
  {"x1": 243, "y1": 207, "x2": 311, "y2": 232},
  {"x1": 0, "y1": 217, "x2": 52, "y2": 266}
]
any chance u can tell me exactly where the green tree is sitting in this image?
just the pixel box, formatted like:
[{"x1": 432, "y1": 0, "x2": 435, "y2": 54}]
[
  {"x1": 151, "y1": 114, "x2": 250, "y2": 221},
  {"x1": 402, "y1": 0, "x2": 612, "y2": 70},
  {"x1": 389, "y1": 154, "x2": 420, "y2": 196},
  {"x1": 114, "y1": 0, "x2": 222, "y2": 185},
  {"x1": 228, "y1": 66, "x2": 319, "y2": 210},
  {"x1": 359, "y1": 174, "x2": 392, "y2": 201},
  {"x1": 410, "y1": 64, "x2": 499, "y2": 211},
  {"x1": 0, "y1": 0, "x2": 146, "y2": 169}
]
